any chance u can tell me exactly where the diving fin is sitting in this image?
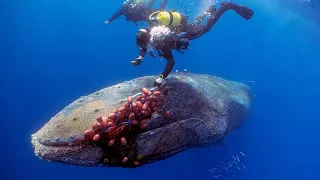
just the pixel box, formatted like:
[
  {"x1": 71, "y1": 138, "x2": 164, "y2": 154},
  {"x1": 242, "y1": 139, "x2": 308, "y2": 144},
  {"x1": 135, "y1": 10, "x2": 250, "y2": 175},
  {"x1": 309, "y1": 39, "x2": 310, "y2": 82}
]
[
  {"x1": 232, "y1": 3, "x2": 254, "y2": 20},
  {"x1": 220, "y1": 2, "x2": 254, "y2": 20}
]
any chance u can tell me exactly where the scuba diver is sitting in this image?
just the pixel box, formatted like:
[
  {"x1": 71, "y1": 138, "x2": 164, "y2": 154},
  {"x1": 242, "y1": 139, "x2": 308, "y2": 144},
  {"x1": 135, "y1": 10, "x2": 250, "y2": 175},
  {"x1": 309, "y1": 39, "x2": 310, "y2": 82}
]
[
  {"x1": 104, "y1": 0, "x2": 168, "y2": 26},
  {"x1": 131, "y1": 1, "x2": 254, "y2": 87}
]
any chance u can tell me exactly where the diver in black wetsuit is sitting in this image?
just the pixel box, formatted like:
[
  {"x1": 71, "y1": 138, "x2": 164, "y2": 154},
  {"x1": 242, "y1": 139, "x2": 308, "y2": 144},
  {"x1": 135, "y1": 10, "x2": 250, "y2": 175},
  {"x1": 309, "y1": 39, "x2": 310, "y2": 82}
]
[
  {"x1": 104, "y1": 0, "x2": 168, "y2": 26},
  {"x1": 131, "y1": 1, "x2": 254, "y2": 87},
  {"x1": 308, "y1": 0, "x2": 320, "y2": 12}
]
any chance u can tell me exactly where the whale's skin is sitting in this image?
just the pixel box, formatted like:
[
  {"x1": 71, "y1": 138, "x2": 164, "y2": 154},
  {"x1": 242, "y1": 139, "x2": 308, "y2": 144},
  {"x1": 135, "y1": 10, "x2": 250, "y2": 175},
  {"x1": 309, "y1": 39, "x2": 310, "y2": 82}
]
[{"x1": 31, "y1": 73, "x2": 252, "y2": 167}]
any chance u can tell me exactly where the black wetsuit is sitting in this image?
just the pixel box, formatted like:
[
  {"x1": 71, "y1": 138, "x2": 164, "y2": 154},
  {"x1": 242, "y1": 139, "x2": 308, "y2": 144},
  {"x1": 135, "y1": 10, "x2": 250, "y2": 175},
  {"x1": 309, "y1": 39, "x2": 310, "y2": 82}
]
[
  {"x1": 184, "y1": 2, "x2": 254, "y2": 40},
  {"x1": 136, "y1": 2, "x2": 254, "y2": 79},
  {"x1": 137, "y1": 33, "x2": 176, "y2": 79},
  {"x1": 108, "y1": 0, "x2": 168, "y2": 25},
  {"x1": 309, "y1": 0, "x2": 320, "y2": 12}
]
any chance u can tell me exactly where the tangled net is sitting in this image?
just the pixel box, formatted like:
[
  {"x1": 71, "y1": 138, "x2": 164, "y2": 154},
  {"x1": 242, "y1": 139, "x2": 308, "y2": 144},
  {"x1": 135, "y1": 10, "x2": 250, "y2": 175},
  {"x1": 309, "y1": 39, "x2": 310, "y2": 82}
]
[{"x1": 81, "y1": 86, "x2": 172, "y2": 167}]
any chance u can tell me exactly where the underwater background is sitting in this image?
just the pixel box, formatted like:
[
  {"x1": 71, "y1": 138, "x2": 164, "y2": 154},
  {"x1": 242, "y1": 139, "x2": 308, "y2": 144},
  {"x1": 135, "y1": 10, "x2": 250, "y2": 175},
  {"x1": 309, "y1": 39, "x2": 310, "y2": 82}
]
[{"x1": 2, "y1": 0, "x2": 320, "y2": 179}]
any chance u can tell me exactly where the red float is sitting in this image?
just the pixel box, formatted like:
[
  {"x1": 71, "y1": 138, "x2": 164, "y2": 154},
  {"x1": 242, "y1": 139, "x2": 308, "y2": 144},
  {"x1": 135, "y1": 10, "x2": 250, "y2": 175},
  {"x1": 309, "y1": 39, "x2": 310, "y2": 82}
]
[
  {"x1": 136, "y1": 101, "x2": 142, "y2": 109},
  {"x1": 142, "y1": 103, "x2": 148, "y2": 110},
  {"x1": 122, "y1": 157, "x2": 128, "y2": 163},
  {"x1": 127, "y1": 96, "x2": 133, "y2": 104},
  {"x1": 108, "y1": 113, "x2": 117, "y2": 120},
  {"x1": 129, "y1": 113, "x2": 135, "y2": 120},
  {"x1": 119, "y1": 106, "x2": 126, "y2": 112},
  {"x1": 108, "y1": 139, "x2": 115, "y2": 147},
  {"x1": 93, "y1": 134, "x2": 100, "y2": 141},
  {"x1": 131, "y1": 120, "x2": 139, "y2": 125},
  {"x1": 84, "y1": 130, "x2": 93, "y2": 138},
  {"x1": 96, "y1": 116, "x2": 102, "y2": 122},
  {"x1": 92, "y1": 122, "x2": 103, "y2": 131},
  {"x1": 134, "y1": 161, "x2": 140, "y2": 166},
  {"x1": 107, "y1": 121, "x2": 114, "y2": 126},
  {"x1": 121, "y1": 137, "x2": 127, "y2": 145},
  {"x1": 153, "y1": 91, "x2": 161, "y2": 95},
  {"x1": 140, "y1": 123, "x2": 147, "y2": 129},
  {"x1": 142, "y1": 87, "x2": 149, "y2": 95},
  {"x1": 165, "y1": 111, "x2": 171, "y2": 118}
]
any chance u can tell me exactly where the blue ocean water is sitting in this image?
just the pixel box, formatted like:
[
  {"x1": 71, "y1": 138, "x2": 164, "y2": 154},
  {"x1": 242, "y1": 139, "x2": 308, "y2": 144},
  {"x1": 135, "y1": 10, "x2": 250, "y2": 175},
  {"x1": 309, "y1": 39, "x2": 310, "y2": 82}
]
[{"x1": 2, "y1": 0, "x2": 320, "y2": 179}]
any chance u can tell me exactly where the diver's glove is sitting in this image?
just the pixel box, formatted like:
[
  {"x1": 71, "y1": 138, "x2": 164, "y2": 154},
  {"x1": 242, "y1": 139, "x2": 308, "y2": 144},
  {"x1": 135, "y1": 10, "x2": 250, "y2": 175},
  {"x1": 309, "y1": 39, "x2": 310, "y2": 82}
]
[
  {"x1": 104, "y1": 20, "x2": 110, "y2": 25},
  {"x1": 153, "y1": 75, "x2": 165, "y2": 87},
  {"x1": 131, "y1": 56, "x2": 143, "y2": 66}
]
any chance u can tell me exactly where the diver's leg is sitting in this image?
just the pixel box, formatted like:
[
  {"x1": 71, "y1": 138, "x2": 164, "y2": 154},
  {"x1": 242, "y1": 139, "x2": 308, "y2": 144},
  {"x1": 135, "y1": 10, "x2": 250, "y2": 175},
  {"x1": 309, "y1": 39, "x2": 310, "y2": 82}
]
[
  {"x1": 146, "y1": 0, "x2": 156, "y2": 9},
  {"x1": 186, "y1": 2, "x2": 253, "y2": 39},
  {"x1": 185, "y1": 24, "x2": 207, "y2": 40},
  {"x1": 159, "y1": 0, "x2": 168, "y2": 10},
  {"x1": 185, "y1": 5, "x2": 217, "y2": 36},
  {"x1": 220, "y1": 1, "x2": 254, "y2": 20},
  {"x1": 192, "y1": 5, "x2": 217, "y2": 25},
  {"x1": 205, "y1": 2, "x2": 254, "y2": 29},
  {"x1": 185, "y1": 4, "x2": 227, "y2": 40}
]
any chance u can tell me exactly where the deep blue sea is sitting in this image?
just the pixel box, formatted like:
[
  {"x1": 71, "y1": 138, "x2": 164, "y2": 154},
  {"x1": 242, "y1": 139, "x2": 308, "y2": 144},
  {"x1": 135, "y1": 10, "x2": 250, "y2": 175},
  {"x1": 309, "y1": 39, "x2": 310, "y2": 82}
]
[{"x1": 2, "y1": 0, "x2": 320, "y2": 179}]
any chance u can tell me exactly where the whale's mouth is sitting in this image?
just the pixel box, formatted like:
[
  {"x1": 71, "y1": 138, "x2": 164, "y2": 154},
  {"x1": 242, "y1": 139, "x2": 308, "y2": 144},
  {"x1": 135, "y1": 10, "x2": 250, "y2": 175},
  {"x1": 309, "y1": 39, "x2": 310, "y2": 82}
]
[
  {"x1": 31, "y1": 133, "x2": 72, "y2": 157},
  {"x1": 35, "y1": 135, "x2": 82, "y2": 147},
  {"x1": 31, "y1": 132, "x2": 105, "y2": 166}
]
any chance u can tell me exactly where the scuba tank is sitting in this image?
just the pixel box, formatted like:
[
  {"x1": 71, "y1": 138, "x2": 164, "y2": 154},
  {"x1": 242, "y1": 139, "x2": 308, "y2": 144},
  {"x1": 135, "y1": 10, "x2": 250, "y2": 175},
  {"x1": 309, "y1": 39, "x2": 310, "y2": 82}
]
[{"x1": 149, "y1": 10, "x2": 182, "y2": 27}]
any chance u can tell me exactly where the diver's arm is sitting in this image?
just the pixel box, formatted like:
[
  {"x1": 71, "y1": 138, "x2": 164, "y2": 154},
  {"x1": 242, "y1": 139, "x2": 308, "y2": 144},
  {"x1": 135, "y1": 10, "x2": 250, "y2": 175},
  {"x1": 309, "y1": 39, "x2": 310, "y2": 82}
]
[
  {"x1": 105, "y1": 7, "x2": 124, "y2": 24},
  {"x1": 137, "y1": 47, "x2": 147, "y2": 60},
  {"x1": 139, "y1": 47, "x2": 147, "y2": 58},
  {"x1": 132, "y1": 47, "x2": 147, "y2": 66},
  {"x1": 153, "y1": 47, "x2": 174, "y2": 87}
]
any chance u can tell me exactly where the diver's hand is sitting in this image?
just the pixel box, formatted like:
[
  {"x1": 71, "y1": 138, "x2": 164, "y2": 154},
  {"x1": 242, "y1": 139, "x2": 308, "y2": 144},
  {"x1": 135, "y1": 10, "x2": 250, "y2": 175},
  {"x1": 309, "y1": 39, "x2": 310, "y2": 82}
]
[
  {"x1": 153, "y1": 76, "x2": 165, "y2": 87},
  {"x1": 104, "y1": 20, "x2": 110, "y2": 25},
  {"x1": 131, "y1": 56, "x2": 143, "y2": 66}
]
